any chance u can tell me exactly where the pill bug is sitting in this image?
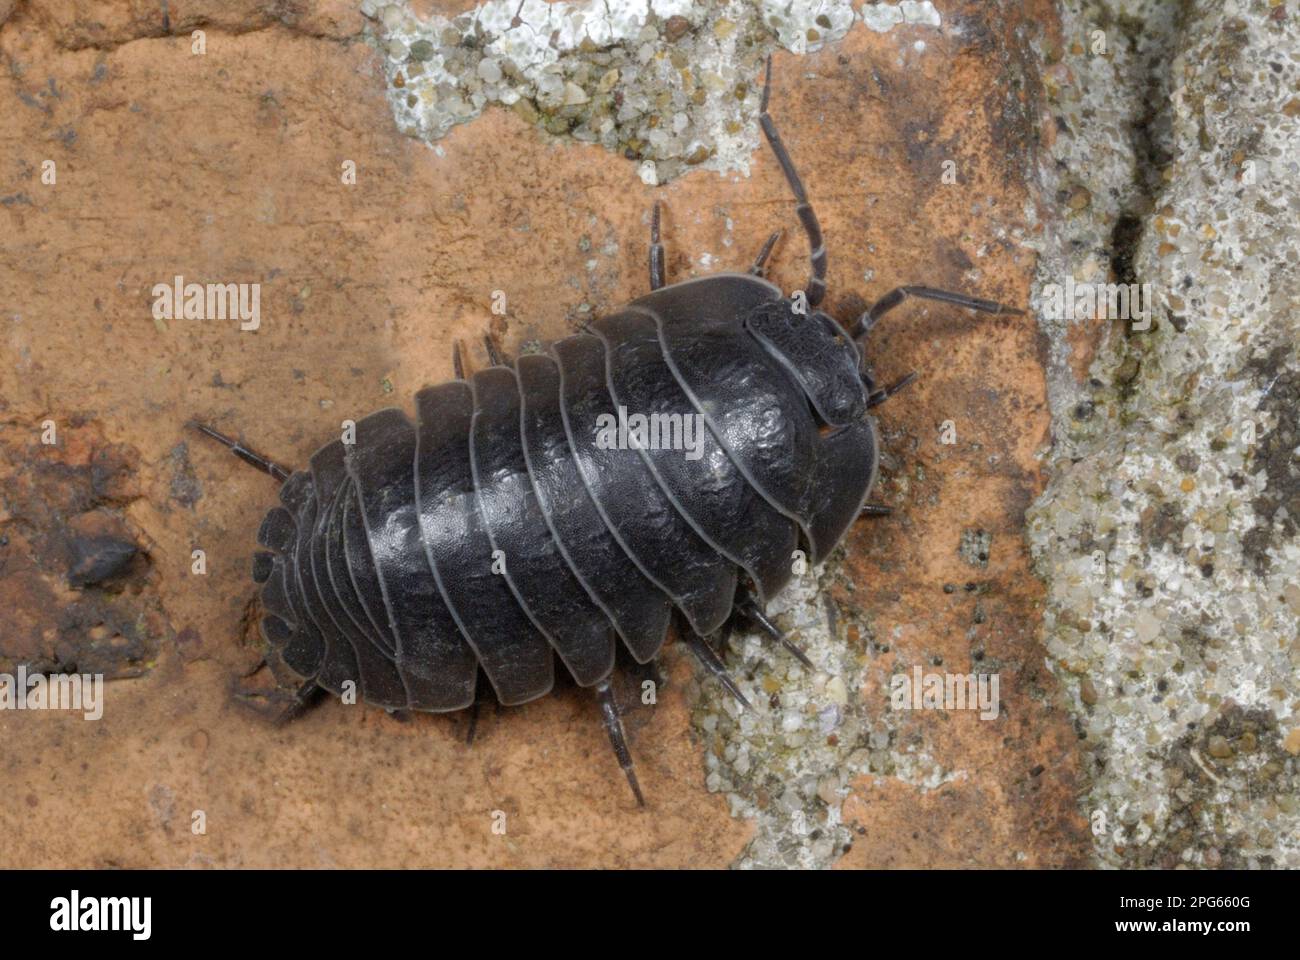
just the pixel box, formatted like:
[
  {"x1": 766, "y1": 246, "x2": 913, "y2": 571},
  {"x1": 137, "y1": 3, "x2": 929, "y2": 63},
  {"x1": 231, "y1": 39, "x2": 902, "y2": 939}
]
[{"x1": 198, "y1": 59, "x2": 1020, "y2": 806}]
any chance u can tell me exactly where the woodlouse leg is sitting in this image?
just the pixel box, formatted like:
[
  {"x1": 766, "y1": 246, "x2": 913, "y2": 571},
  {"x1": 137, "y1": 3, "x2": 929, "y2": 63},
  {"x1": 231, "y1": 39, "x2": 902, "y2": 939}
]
[
  {"x1": 865, "y1": 371, "x2": 918, "y2": 409},
  {"x1": 452, "y1": 340, "x2": 466, "y2": 380},
  {"x1": 853, "y1": 285, "x2": 1025, "y2": 342},
  {"x1": 758, "y1": 56, "x2": 827, "y2": 308},
  {"x1": 748, "y1": 229, "x2": 782, "y2": 278},
  {"x1": 464, "y1": 700, "x2": 480, "y2": 745},
  {"x1": 192, "y1": 422, "x2": 291, "y2": 483},
  {"x1": 649, "y1": 202, "x2": 666, "y2": 291},
  {"x1": 680, "y1": 629, "x2": 752, "y2": 710},
  {"x1": 860, "y1": 503, "x2": 893, "y2": 518},
  {"x1": 275, "y1": 679, "x2": 325, "y2": 726},
  {"x1": 621, "y1": 650, "x2": 666, "y2": 692},
  {"x1": 710, "y1": 617, "x2": 734, "y2": 657},
  {"x1": 736, "y1": 599, "x2": 814, "y2": 669},
  {"x1": 233, "y1": 674, "x2": 322, "y2": 726},
  {"x1": 463, "y1": 668, "x2": 489, "y2": 746},
  {"x1": 483, "y1": 333, "x2": 507, "y2": 367},
  {"x1": 595, "y1": 679, "x2": 645, "y2": 807}
]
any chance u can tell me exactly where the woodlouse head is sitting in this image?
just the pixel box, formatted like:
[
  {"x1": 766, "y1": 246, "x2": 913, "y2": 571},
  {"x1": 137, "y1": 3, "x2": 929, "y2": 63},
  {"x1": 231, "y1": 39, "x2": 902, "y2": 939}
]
[{"x1": 743, "y1": 299, "x2": 868, "y2": 427}]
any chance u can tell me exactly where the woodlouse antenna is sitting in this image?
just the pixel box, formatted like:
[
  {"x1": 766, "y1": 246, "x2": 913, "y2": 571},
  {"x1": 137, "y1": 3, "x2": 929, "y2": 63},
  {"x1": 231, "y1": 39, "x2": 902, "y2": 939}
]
[
  {"x1": 758, "y1": 55, "x2": 827, "y2": 307},
  {"x1": 853, "y1": 285, "x2": 1026, "y2": 344},
  {"x1": 192, "y1": 421, "x2": 291, "y2": 483},
  {"x1": 649, "y1": 201, "x2": 666, "y2": 291}
]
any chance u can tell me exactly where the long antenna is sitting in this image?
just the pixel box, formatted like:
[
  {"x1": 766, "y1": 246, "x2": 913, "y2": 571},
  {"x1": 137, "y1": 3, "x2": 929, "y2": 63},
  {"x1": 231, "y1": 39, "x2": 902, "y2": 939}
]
[{"x1": 192, "y1": 421, "x2": 290, "y2": 483}]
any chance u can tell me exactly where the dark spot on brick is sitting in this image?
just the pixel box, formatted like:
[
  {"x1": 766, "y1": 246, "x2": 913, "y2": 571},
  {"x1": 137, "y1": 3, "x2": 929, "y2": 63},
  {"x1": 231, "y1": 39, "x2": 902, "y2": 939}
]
[{"x1": 67, "y1": 534, "x2": 137, "y2": 587}]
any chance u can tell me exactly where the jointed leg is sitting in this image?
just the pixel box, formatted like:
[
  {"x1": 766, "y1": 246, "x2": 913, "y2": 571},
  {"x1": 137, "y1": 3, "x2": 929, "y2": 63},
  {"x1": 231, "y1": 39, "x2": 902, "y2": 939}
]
[
  {"x1": 736, "y1": 598, "x2": 814, "y2": 669},
  {"x1": 680, "y1": 627, "x2": 752, "y2": 710},
  {"x1": 233, "y1": 669, "x2": 323, "y2": 726},
  {"x1": 483, "y1": 333, "x2": 507, "y2": 368},
  {"x1": 759, "y1": 56, "x2": 827, "y2": 307},
  {"x1": 649, "y1": 202, "x2": 666, "y2": 291},
  {"x1": 463, "y1": 668, "x2": 491, "y2": 745},
  {"x1": 594, "y1": 679, "x2": 645, "y2": 806},
  {"x1": 464, "y1": 700, "x2": 481, "y2": 744},
  {"x1": 865, "y1": 370, "x2": 918, "y2": 408},
  {"x1": 452, "y1": 340, "x2": 466, "y2": 380},
  {"x1": 853, "y1": 285, "x2": 1024, "y2": 341},
  {"x1": 193, "y1": 422, "x2": 291, "y2": 483},
  {"x1": 749, "y1": 229, "x2": 783, "y2": 278},
  {"x1": 275, "y1": 678, "x2": 325, "y2": 726}
]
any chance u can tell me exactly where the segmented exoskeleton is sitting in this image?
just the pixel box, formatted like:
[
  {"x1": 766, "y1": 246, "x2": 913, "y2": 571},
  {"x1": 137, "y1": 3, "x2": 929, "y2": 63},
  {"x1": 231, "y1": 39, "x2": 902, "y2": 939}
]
[{"x1": 198, "y1": 59, "x2": 1020, "y2": 805}]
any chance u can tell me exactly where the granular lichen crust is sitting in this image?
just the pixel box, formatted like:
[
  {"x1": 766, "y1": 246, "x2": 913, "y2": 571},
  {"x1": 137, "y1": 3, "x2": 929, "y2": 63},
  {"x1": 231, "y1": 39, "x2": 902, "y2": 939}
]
[
  {"x1": 1028, "y1": 0, "x2": 1300, "y2": 868},
  {"x1": 691, "y1": 563, "x2": 965, "y2": 869},
  {"x1": 362, "y1": 0, "x2": 942, "y2": 183}
]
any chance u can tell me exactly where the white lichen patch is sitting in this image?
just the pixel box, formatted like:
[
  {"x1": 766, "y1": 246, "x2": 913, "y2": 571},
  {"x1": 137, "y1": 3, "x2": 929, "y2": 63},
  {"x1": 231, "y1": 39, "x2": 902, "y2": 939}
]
[
  {"x1": 1028, "y1": 0, "x2": 1300, "y2": 868},
  {"x1": 691, "y1": 562, "x2": 962, "y2": 869},
  {"x1": 360, "y1": 1, "x2": 940, "y2": 181},
  {"x1": 861, "y1": 0, "x2": 941, "y2": 33}
]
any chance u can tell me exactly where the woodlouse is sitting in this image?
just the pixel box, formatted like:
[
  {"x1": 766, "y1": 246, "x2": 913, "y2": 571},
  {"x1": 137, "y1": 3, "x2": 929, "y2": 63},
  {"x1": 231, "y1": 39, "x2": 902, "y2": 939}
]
[{"x1": 198, "y1": 60, "x2": 1020, "y2": 805}]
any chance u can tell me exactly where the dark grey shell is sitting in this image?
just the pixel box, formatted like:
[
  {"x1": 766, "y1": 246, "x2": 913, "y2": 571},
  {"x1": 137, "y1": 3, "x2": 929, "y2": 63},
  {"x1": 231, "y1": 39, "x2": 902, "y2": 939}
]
[
  {"x1": 516, "y1": 353, "x2": 672, "y2": 663},
  {"x1": 555, "y1": 333, "x2": 738, "y2": 636},
  {"x1": 637, "y1": 274, "x2": 878, "y2": 563},
  {"x1": 250, "y1": 272, "x2": 880, "y2": 710},
  {"x1": 592, "y1": 308, "x2": 798, "y2": 604}
]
